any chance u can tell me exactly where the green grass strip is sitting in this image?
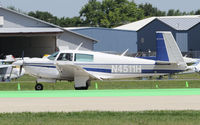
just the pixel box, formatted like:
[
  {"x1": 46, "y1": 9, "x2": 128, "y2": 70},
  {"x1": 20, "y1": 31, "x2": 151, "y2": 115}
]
[
  {"x1": 1, "y1": 111, "x2": 200, "y2": 125},
  {"x1": 0, "y1": 88, "x2": 200, "y2": 98}
]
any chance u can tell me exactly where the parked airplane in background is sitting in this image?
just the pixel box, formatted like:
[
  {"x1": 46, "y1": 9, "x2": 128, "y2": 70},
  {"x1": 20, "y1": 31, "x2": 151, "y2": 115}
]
[
  {"x1": 0, "y1": 65, "x2": 12, "y2": 82},
  {"x1": 14, "y1": 31, "x2": 187, "y2": 90},
  {"x1": 0, "y1": 55, "x2": 25, "y2": 82},
  {"x1": 182, "y1": 59, "x2": 200, "y2": 74}
]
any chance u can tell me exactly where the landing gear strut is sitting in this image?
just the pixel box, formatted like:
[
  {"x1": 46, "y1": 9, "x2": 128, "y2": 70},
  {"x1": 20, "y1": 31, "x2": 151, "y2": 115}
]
[{"x1": 35, "y1": 83, "x2": 43, "y2": 90}]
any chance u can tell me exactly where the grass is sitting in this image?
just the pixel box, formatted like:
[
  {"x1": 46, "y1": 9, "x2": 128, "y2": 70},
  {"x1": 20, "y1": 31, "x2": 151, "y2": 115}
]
[
  {"x1": 1, "y1": 80, "x2": 200, "y2": 90},
  {"x1": 0, "y1": 111, "x2": 200, "y2": 125},
  {"x1": 0, "y1": 75, "x2": 200, "y2": 125},
  {"x1": 0, "y1": 73, "x2": 200, "y2": 90}
]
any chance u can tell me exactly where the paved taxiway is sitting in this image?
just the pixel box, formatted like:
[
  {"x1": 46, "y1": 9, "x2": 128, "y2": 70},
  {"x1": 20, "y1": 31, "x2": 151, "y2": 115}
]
[
  {"x1": 0, "y1": 89, "x2": 200, "y2": 112},
  {"x1": 1, "y1": 95, "x2": 200, "y2": 112}
]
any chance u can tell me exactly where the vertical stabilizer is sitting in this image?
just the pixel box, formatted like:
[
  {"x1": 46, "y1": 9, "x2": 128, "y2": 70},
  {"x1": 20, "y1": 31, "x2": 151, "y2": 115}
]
[{"x1": 156, "y1": 31, "x2": 184, "y2": 63}]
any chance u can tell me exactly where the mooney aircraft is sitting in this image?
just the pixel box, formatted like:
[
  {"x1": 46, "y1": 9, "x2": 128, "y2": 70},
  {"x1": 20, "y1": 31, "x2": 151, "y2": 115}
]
[{"x1": 15, "y1": 31, "x2": 187, "y2": 90}]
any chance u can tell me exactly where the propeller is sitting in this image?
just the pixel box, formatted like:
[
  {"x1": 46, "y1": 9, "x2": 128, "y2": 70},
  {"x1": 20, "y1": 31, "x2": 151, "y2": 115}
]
[{"x1": 19, "y1": 51, "x2": 24, "y2": 76}]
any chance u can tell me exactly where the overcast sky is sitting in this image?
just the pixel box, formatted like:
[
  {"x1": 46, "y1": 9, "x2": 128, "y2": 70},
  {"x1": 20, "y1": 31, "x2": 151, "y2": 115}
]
[{"x1": 0, "y1": 0, "x2": 200, "y2": 18}]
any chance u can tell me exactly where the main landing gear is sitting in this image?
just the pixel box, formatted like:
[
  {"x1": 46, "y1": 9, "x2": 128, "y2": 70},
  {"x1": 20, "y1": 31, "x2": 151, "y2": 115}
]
[{"x1": 35, "y1": 83, "x2": 43, "y2": 90}]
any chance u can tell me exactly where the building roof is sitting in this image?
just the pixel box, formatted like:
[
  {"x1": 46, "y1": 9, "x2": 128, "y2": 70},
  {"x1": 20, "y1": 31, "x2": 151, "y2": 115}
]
[
  {"x1": 114, "y1": 15, "x2": 200, "y2": 31},
  {"x1": 65, "y1": 27, "x2": 136, "y2": 33},
  {"x1": 65, "y1": 27, "x2": 91, "y2": 30},
  {"x1": 114, "y1": 17, "x2": 156, "y2": 31},
  {"x1": 0, "y1": 28, "x2": 63, "y2": 34},
  {"x1": 0, "y1": 6, "x2": 97, "y2": 42}
]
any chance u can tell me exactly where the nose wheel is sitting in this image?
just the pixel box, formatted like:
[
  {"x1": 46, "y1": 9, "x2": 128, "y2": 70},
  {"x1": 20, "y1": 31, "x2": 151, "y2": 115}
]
[{"x1": 35, "y1": 83, "x2": 43, "y2": 90}]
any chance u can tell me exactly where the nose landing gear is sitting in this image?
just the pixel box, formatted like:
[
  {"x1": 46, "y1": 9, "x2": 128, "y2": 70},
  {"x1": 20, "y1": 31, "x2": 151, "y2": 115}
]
[{"x1": 35, "y1": 83, "x2": 43, "y2": 90}]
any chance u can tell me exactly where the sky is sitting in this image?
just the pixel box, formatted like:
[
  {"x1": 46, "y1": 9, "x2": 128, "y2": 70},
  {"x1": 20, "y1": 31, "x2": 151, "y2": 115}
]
[{"x1": 0, "y1": 0, "x2": 200, "y2": 18}]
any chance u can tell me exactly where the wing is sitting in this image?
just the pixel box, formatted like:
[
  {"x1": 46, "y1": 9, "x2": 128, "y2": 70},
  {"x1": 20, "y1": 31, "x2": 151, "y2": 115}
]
[
  {"x1": 55, "y1": 62, "x2": 102, "y2": 88},
  {"x1": 55, "y1": 62, "x2": 102, "y2": 80}
]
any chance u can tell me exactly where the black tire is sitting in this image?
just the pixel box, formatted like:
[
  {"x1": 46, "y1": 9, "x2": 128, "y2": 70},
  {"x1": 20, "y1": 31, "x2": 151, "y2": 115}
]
[
  {"x1": 74, "y1": 80, "x2": 90, "y2": 90},
  {"x1": 74, "y1": 86, "x2": 88, "y2": 90},
  {"x1": 35, "y1": 83, "x2": 43, "y2": 90}
]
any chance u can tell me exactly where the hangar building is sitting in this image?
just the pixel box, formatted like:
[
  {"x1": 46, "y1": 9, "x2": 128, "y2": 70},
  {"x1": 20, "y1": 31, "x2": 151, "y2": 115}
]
[
  {"x1": 0, "y1": 6, "x2": 97, "y2": 57},
  {"x1": 115, "y1": 15, "x2": 200, "y2": 57},
  {"x1": 66, "y1": 27, "x2": 137, "y2": 54}
]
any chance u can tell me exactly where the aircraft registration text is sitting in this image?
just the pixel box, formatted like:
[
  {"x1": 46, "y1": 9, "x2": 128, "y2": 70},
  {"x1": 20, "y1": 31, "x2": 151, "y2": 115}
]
[{"x1": 111, "y1": 65, "x2": 142, "y2": 73}]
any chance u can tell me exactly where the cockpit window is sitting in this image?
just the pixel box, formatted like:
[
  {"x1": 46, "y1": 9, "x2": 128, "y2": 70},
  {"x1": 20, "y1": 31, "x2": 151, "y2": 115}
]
[
  {"x1": 57, "y1": 53, "x2": 73, "y2": 61},
  {"x1": 75, "y1": 53, "x2": 93, "y2": 62},
  {"x1": 48, "y1": 52, "x2": 59, "y2": 60}
]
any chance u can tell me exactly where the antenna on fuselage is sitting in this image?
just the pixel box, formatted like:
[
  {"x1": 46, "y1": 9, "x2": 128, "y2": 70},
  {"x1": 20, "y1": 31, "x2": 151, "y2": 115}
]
[
  {"x1": 75, "y1": 42, "x2": 83, "y2": 50},
  {"x1": 121, "y1": 49, "x2": 129, "y2": 56}
]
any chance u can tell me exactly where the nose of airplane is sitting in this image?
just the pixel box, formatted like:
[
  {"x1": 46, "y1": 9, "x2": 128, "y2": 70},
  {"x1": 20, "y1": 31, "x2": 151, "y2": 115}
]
[{"x1": 13, "y1": 60, "x2": 23, "y2": 66}]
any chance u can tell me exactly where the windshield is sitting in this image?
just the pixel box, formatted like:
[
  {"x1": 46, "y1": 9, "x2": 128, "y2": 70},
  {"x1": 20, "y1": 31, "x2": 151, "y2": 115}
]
[
  {"x1": 48, "y1": 52, "x2": 59, "y2": 60},
  {"x1": 57, "y1": 53, "x2": 73, "y2": 61}
]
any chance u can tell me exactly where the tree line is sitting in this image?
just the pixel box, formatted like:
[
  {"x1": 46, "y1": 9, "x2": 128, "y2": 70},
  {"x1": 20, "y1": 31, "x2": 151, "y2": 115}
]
[{"x1": 8, "y1": 0, "x2": 200, "y2": 28}]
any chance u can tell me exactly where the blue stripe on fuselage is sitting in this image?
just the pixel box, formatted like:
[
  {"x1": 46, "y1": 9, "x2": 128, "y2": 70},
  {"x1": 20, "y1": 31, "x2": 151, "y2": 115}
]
[
  {"x1": 83, "y1": 68, "x2": 111, "y2": 73},
  {"x1": 142, "y1": 69, "x2": 183, "y2": 73},
  {"x1": 83, "y1": 67, "x2": 183, "y2": 74},
  {"x1": 25, "y1": 65, "x2": 56, "y2": 68}
]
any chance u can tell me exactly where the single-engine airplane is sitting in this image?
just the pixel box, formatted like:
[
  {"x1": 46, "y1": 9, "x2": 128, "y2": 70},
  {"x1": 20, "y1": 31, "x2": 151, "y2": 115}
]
[{"x1": 15, "y1": 31, "x2": 187, "y2": 90}]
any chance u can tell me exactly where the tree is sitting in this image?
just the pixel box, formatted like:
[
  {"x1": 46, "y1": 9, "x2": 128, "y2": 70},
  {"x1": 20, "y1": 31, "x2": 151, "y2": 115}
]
[
  {"x1": 79, "y1": 0, "x2": 102, "y2": 26},
  {"x1": 28, "y1": 11, "x2": 59, "y2": 25},
  {"x1": 9, "y1": 2, "x2": 199, "y2": 28},
  {"x1": 139, "y1": 3, "x2": 166, "y2": 17},
  {"x1": 7, "y1": 6, "x2": 26, "y2": 14},
  {"x1": 80, "y1": 0, "x2": 144, "y2": 28},
  {"x1": 57, "y1": 17, "x2": 84, "y2": 27},
  {"x1": 195, "y1": 10, "x2": 200, "y2": 15},
  {"x1": 167, "y1": 9, "x2": 182, "y2": 16}
]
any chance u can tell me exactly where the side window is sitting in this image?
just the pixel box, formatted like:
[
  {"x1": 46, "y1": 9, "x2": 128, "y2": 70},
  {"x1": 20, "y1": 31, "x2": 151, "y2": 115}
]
[
  {"x1": 75, "y1": 54, "x2": 93, "y2": 62},
  {"x1": 57, "y1": 53, "x2": 73, "y2": 61}
]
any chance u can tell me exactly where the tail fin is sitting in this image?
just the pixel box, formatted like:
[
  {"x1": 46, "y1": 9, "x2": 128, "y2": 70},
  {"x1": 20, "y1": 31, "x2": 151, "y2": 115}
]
[{"x1": 156, "y1": 31, "x2": 184, "y2": 63}]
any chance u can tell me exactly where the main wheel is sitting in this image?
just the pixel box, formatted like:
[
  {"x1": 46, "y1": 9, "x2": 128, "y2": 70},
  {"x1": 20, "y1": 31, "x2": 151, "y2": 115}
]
[
  {"x1": 35, "y1": 83, "x2": 43, "y2": 90},
  {"x1": 74, "y1": 80, "x2": 90, "y2": 90}
]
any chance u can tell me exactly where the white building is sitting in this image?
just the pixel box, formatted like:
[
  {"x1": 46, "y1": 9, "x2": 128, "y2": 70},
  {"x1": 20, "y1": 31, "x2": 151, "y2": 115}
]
[{"x1": 0, "y1": 6, "x2": 97, "y2": 57}]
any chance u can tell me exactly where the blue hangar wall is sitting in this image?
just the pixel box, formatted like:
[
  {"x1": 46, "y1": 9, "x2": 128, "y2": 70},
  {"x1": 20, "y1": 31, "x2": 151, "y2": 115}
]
[{"x1": 69, "y1": 27, "x2": 137, "y2": 54}]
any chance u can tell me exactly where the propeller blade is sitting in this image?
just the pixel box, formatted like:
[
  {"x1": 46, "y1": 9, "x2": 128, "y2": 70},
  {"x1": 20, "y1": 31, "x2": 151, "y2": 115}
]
[
  {"x1": 19, "y1": 51, "x2": 25, "y2": 76},
  {"x1": 19, "y1": 65, "x2": 23, "y2": 76},
  {"x1": 22, "y1": 51, "x2": 24, "y2": 60}
]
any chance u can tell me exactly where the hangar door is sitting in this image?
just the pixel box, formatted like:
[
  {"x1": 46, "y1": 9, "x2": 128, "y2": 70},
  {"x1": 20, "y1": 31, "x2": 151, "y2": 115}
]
[
  {"x1": 176, "y1": 33, "x2": 188, "y2": 52},
  {"x1": 0, "y1": 35, "x2": 56, "y2": 57}
]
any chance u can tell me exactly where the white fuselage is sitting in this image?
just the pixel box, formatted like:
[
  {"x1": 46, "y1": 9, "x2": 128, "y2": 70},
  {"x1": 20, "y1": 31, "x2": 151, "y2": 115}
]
[{"x1": 22, "y1": 50, "x2": 186, "y2": 82}]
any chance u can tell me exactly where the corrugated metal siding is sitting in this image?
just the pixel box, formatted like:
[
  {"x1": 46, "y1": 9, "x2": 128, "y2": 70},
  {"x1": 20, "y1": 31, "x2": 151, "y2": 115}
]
[
  {"x1": 158, "y1": 17, "x2": 200, "y2": 30},
  {"x1": 0, "y1": 16, "x2": 3, "y2": 26},
  {"x1": 57, "y1": 31, "x2": 94, "y2": 51},
  {"x1": 138, "y1": 19, "x2": 176, "y2": 52},
  {"x1": 188, "y1": 23, "x2": 200, "y2": 51},
  {"x1": 0, "y1": 8, "x2": 51, "y2": 28},
  {"x1": 71, "y1": 28, "x2": 137, "y2": 53},
  {"x1": 114, "y1": 17, "x2": 156, "y2": 31},
  {"x1": 176, "y1": 33, "x2": 188, "y2": 52}
]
